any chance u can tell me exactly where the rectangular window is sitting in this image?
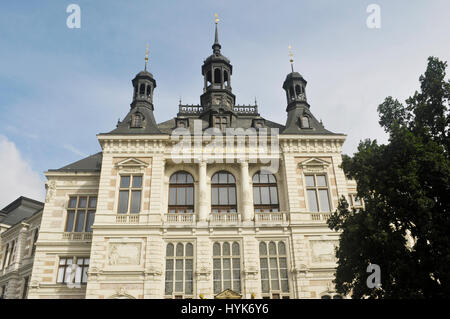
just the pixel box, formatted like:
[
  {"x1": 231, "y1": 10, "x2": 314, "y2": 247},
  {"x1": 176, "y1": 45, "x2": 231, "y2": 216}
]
[
  {"x1": 213, "y1": 242, "x2": 241, "y2": 294},
  {"x1": 213, "y1": 116, "x2": 228, "y2": 130},
  {"x1": 22, "y1": 276, "x2": 29, "y2": 299},
  {"x1": 118, "y1": 175, "x2": 142, "y2": 214},
  {"x1": 259, "y1": 241, "x2": 290, "y2": 299},
  {"x1": 305, "y1": 174, "x2": 331, "y2": 212},
  {"x1": 65, "y1": 196, "x2": 97, "y2": 232},
  {"x1": 57, "y1": 257, "x2": 89, "y2": 285},
  {"x1": 1, "y1": 243, "x2": 9, "y2": 270},
  {"x1": 351, "y1": 194, "x2": 363, "y2": 207},
  {"x1": 31, "y1": 228, "x2": 39, "y2": 256},
  {"x1": 8, "y1": 240, "x2": 16, "y2": 267},
  {"x1": 57, "y1": 257, "x2": 73, "y2": 283},
  {"x1": 165, "y1": 243, "x2": 194, "y2": 298}
]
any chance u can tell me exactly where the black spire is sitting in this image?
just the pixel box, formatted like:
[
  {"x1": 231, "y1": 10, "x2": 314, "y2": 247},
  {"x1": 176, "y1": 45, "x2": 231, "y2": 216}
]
[
  {"x1": 106, "y1": 46, "x2": 162, "y2": 134},
  {"x1": 282, "y1": 46, "x2": 332, "y2": 134},
  {"x1": 212, "y1": 21, "x2": 221, "y2": 54},
  {"x1": 200, "y1": 14, "x2": 235, "y2": 109}
]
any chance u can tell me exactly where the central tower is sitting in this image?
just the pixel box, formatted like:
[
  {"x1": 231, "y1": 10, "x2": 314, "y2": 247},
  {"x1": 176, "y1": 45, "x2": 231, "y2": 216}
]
[{"x1": 200, "y1": 14, "x2": 236, "y2": 109}]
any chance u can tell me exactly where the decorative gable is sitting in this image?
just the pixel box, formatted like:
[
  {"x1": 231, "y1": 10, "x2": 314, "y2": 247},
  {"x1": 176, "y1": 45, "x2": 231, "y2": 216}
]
[
  {"x1": 115, "y1": 158, "x2": 149, "y2": 173},
  {"x1": 298, "y1": 158, "x2": 330, "y2": 173}
]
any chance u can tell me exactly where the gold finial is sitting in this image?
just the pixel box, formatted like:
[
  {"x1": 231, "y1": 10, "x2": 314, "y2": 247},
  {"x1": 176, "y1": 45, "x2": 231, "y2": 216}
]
[
  {"x1": 288, "y1": 45, "x2": 294, "y2": 72},
  {"x1": 145, "y1": 44, "x2": 149, "y2": 71},
  {"x1": 214, "y1": 13, "x2": 219, "y2": 24}
]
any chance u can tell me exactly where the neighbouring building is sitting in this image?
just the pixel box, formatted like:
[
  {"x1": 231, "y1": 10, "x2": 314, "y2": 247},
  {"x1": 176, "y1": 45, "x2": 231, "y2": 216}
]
[
  {"x1": 0, "y1": 197, "x2": 44, "y2": 299},
  {"x1": 3, "y1": 21, "x2": 363, "y2": 299}
]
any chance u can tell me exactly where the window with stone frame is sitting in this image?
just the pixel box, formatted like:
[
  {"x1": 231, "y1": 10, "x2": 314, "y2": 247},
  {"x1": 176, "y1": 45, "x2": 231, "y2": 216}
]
[
  {"x1": 213, "y1": 241, "x2": 241, "y2": 294},
  {"x1": 57, "y1": 256, "x2": 90, "y2": 284},
  {"x1": 350, "y1": 194, "x2": 363, "y2": 208},
  {"x1": 213, "y1": 116, "x2": 228, "y2": 130},
  {"x1": 21, "y1": 276, "x2": 29, "y2": 299},
  {"x1": 164, "y1": 243, "x2": 194, "y2": 298},
  {"x1": 211, "y1": 171, "x2": 237, "y2": 213},
  {"x1": 168, "y1": 171, "x2": 194, "y2": 214},
  {"x1": 117, "y1": 175, "x2": 142, "y2": 214},
  {"x1": 1, "y1": 243, "x2": 9, "y2": 270},
  {"x1": 7, "y1": 240, "x2": 16, "y2": 267},
  {"x1": 252, "y1": 172, "x2": 279, "y2": 212},
  {"x1": 305, "y1": 174, "x2": 331, "y2": 212},
  {"x1": 301, "y1": 116, "x2": 310, "y2": 128},
  {"x1": 131, "y1": 113, "x2": 143, "y2": 128},
  {"x1": 65, "y1": 196, "x2": 97, "y2": 233},
  {"x1": 259, "y1": 241, "x2": 290, "y2": 299},
  {"x1": 30, "y1": 227, "x2": 39, "y2": 256}
]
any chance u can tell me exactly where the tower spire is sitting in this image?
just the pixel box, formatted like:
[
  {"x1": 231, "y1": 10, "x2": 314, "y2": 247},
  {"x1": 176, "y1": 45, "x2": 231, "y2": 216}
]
[
  {"x1": 212, "y1": 13, "x2": 221, "y2": 54},
  {"x1": 144, "y1": 44, "x2": 149, "y2": 71},
  {"x1": 288, "y1": 45, "x2": 294, "y2": 73}
]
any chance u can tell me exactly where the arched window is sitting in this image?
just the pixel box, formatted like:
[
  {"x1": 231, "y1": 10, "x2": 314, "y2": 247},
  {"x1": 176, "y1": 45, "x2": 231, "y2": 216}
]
[
  {"x1": 259, "y1": 240, "x2": 289, "y2": 298},
  {"x1": 131, "y1": 113, "x2": 143, "y2": 128},
  {"x1": 301, "y1": 116, "x2": 310, "y2": 128},
  {"x1": 211, "y1": 171, "x2": 236, "y2": 213},
  {"x1": 206, "y1": 70, "x2": 212, "y2": 85},
  {"x1": 139, "y1": 83, "x2": 145, "y2": 95},
  {"x1": 224, "y1": 70, "x2": 229, "y2": 86},
  {"x1": 168, "y1": 172, "x2": 194, "y2": 214},
  {"x1": 165, "y1": 242, "x2": 194, "y2": 298},
  {"x1": 213, "y1": 241, "x2": 241, "y2": 294},
  {"x1": 295, "y1": 84, "x2": 302, "y2": 96},
  {"x1": 146, "y1": 84, "x2": 151, "y2": 97},
  {"x1": 214, "y1": 68, "x2": 222, "y2": 84},
  {"x1": 253, "y1": 172, "x2": 279, "y2": 212},
  {"x1": 289, "y1": 86, "x2": 295, "y2": 100}
]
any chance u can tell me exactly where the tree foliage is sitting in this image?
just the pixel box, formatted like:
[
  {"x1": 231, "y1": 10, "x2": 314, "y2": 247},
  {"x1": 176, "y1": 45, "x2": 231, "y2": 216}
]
[{"x1": 328, "y1": 57, "x2": 450, "y2": 298}]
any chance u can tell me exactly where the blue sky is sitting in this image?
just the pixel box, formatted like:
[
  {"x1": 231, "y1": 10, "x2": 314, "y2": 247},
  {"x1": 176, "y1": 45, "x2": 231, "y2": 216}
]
[{"x1": 1, "y1": 0, "x2": 450, "y2": 206}]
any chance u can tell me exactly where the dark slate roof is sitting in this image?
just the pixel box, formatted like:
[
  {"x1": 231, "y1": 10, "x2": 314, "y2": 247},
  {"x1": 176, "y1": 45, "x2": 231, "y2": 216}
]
[
  {"x1": 0, "y1": 196, "x2": 44, "y2": 226},
  {"x1": 156, "y1": 114, "x2": 285, "y2": 134},
  {"x1": 49, "y1": 152, "x2": 102, "y2": 172},
  {"x1": 282, "y1": 104, "x2": 338, "y2": 135},
  {"x1": 105, "y1": 105, "x2": 164, "y2": 135}
]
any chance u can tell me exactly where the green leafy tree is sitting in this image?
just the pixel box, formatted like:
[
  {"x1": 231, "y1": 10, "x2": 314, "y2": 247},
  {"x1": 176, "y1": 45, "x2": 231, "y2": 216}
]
[{"x1": 328, "y1": 57, "x2": 450, "y2": 298}]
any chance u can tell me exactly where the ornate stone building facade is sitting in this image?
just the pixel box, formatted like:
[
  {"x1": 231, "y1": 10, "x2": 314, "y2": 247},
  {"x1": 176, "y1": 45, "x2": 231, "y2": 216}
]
[{"x1": 2, "y1": 22, "x2": 363, "y2": 299}]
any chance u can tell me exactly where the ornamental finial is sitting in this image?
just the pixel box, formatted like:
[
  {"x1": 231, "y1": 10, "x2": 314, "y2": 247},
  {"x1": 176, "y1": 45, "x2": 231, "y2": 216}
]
[
  {"x1": 288, "y1": 45, "x2": 295, "y2": 73},
  {"x1": 145, "y1": 44, "x2": 149, "y2": 71}
]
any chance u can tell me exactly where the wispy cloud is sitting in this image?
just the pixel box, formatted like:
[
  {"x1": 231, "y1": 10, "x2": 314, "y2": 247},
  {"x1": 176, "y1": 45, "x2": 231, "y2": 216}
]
[
  {"x1": 63, "y1": 144, "x2": 88, "y2": 157},
  {"x1": 5, "y1": 125, "x2": 39, "y2": 140},
  {"x1": 0, "y1": 135, "x2": 45, "y2": 207}
]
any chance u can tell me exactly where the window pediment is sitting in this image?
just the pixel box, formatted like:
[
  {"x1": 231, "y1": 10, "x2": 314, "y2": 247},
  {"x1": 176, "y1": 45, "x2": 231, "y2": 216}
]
[
  {"x1": 298, "y1": 158, "x2": 330, "y2": 173},
  {"x1": 115, "y1": 158, "x2": 149, "y2": 173}
]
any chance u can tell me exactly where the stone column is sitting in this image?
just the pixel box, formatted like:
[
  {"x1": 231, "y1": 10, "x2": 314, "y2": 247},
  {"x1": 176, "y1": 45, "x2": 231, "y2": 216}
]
[
  {"x1": 14, "y1": 223, "x2": 29, "y2": 271},
  {"x1": 240, "y1": 161, "x2": 253, "y2": 221},
  {"x1": 198, "y1": 161, "x2": 209, "y2": 222}
]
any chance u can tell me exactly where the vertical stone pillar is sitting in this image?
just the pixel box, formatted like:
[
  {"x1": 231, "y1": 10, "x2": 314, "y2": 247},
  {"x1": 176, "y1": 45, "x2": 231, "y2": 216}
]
[
  {"x1": 198, "y1": 161, "x2": 209, "y2": 222},
  {"x1": 240, "y1": 161, "x2": 253, "y2": 221},
  {"x1": 13, "y1": 223, "x2": 29, "y2": 271}
]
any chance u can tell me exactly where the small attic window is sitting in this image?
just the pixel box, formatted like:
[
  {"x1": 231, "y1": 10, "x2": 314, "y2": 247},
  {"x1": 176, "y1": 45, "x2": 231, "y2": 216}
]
[
  {"x1": 139, "y1": 83, "x2": 145, "y2": 95},
  {"x1": 301, "y1": 116, "x2": 310, "y2": 128},
  {"x1": 131, "y1": 113, "x2": 143, "y2": 128},
  {"x1": 253, "y1": 119, "x2": 264, "y2": 128}
]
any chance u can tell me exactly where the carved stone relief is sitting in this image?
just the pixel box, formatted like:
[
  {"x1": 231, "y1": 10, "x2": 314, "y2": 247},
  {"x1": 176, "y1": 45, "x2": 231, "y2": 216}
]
[
  {"x1": 310, "y1": 240, "x2": 337, "y2": 263},
  {"x1": 108, "y1": 242, "x2": 141, "y2": 266}
]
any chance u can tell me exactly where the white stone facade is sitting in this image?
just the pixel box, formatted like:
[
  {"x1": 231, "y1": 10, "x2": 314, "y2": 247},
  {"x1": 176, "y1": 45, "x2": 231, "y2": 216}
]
[{"x1": 21, "y1": 133, "x2": 362, "y2": 299}]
